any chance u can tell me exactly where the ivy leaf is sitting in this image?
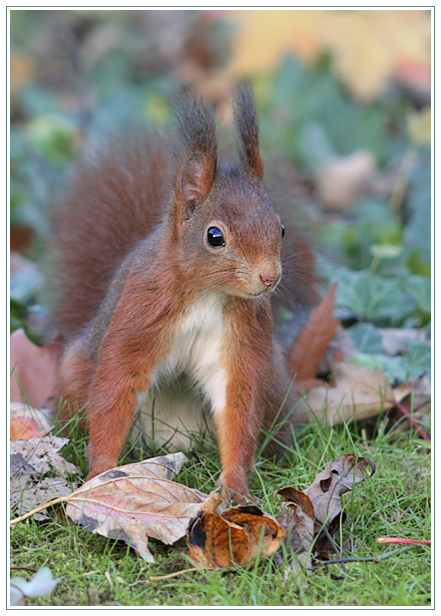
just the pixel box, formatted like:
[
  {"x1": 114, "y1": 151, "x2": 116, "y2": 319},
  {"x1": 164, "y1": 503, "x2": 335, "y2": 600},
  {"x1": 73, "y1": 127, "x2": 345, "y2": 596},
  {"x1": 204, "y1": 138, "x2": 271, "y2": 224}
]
[
  {"x1": 326, "y1": 267, "x2": 417, "y2": 325},
  {"x1": 406, "y1": 275, "x2": 431, "y2": 316},
  {"x1": 347, "y1": 322, "x2": 385, "y2": 354},
  {"x1": 350, "y1": 342, "x2": 431, "y2": 383}
]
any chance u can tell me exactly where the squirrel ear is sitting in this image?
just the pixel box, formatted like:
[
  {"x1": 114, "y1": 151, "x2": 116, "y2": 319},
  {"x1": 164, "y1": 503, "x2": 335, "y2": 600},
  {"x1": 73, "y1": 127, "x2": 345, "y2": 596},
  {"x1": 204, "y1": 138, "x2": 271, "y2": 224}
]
[
  {"x1": 173, "y1": 86, "x2": 218, "y2": 218},
  {"x1": 179, "y1": 152, "x2": 215, "y2": 216},
  {"x1": 233, "y1": 79, "x2": 264, "y2": 180}
]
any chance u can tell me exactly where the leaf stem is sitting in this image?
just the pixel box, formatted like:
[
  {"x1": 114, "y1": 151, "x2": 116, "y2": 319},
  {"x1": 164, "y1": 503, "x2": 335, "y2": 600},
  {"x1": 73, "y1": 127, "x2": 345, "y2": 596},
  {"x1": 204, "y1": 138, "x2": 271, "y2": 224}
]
[
  {"x1": 391, "y1": 400, "x2": 431, "y2": 442},
  {"x1": 10, "y1": 496, "x2": 68, "y2": 526},
  {"x1": 148, "y1": 567, "x2": 199, "y2": 582}
]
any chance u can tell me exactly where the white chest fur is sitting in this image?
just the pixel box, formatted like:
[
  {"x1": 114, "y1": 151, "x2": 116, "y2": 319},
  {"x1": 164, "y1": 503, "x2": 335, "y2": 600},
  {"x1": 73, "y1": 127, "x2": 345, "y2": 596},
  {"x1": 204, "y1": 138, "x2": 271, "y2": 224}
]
[
  {"x1": 133, "y1": 293, "x2": 228, "y2": 449},
  {"x1": 154, "y1": 292, "x2": 227, "y2": 406}
]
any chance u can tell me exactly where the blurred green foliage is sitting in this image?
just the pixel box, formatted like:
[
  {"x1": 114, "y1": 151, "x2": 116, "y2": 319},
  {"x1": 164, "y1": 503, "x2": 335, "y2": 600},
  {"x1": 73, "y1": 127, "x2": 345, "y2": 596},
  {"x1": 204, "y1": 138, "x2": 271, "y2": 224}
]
[{"x1": 10, "y1": 9, "x2": 430, "y2": 384}]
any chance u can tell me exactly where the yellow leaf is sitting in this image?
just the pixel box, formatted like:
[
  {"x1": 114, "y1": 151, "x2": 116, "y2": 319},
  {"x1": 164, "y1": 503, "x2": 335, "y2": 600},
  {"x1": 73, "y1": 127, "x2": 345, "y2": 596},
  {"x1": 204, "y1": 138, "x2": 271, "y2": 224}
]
[
  {"x1": 323, "y1": 11, "x2": 393, "y2": 101},
  {"x1": 229, "y1": 9, "x2": 324, "y2": 73},
  {"x1": 227, "y1": 9, "x2": 431, "y2": 101}
]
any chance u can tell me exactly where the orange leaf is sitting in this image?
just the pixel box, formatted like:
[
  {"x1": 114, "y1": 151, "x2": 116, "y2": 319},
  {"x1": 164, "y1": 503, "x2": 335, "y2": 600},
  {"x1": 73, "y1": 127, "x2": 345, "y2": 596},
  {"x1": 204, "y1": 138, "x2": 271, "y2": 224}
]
[
  {"x1": 288, "y1": 284, "x2": 339, "y2": 381},
  {"x1": 187, "y1": 505, "x2": 286, "y2": 569},
  {"x1": 10, "y1": 402, "x2": 54, "y2": 440}
]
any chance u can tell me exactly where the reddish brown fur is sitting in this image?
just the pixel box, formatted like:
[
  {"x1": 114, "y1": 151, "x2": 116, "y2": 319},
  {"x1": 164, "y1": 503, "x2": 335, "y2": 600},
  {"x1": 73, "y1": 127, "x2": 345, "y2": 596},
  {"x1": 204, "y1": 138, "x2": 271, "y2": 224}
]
[{"x1": 49, "y1": 80, "x2": 317, "y2": 502}]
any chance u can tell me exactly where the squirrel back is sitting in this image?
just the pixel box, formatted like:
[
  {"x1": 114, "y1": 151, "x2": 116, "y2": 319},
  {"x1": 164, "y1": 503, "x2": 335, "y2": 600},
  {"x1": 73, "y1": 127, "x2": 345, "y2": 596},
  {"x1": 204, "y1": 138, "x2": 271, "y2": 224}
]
[{"x1": 48, "y1": 134, "x2": 173, "y2": 344}]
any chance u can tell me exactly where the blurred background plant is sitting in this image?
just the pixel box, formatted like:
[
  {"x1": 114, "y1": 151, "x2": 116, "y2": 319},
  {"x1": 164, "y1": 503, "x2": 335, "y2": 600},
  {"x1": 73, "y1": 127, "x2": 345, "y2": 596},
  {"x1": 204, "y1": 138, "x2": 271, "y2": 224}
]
[{"x1": 10, "y1": 8, "x2": 431, "y2": 384}]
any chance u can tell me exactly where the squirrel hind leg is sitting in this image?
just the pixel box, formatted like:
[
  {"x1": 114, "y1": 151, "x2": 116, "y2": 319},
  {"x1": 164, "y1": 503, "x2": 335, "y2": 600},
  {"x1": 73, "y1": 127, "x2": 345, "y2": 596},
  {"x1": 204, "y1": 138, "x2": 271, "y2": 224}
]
[{"x1": 130, "y1": 376, "x2": 215, "y2": 451}]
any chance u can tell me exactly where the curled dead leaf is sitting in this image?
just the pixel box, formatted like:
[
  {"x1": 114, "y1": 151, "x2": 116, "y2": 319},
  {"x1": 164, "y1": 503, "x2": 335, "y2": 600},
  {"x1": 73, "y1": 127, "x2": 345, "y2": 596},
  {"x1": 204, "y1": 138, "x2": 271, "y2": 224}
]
[
  {"x1": 277, "y1": 488, "x2": 316, "y2": 573},
  {"x1": 277, "y1": 454, "x2": 376, "y2": 570},
  {"x1": 187, "y1": 504, "x2": 286, "y2": 569},
  {"x1": 303, "y1": 454, "x2": 376, "y2": 527}
]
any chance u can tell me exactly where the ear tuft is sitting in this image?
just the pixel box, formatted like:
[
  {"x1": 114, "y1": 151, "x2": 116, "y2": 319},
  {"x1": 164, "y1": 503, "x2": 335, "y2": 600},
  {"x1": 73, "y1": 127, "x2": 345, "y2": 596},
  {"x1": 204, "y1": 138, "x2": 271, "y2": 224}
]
[{"x1": 233, "y1": 79, "x2": 264, "y2": 180}]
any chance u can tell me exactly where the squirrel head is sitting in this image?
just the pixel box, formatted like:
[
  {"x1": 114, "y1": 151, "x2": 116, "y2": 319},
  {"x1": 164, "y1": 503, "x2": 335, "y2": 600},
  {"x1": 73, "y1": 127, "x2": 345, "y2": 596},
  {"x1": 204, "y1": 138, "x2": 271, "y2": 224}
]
[{"x1": 168, "y1": 80, "x2": 284, "y2": 300}]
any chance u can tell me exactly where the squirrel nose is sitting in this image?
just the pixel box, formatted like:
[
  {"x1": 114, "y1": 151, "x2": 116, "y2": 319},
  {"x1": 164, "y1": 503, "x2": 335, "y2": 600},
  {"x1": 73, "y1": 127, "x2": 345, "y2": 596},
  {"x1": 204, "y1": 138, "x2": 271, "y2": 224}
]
[{"x1": 260, "y1": 273, "x2": 280, "y2": 287}]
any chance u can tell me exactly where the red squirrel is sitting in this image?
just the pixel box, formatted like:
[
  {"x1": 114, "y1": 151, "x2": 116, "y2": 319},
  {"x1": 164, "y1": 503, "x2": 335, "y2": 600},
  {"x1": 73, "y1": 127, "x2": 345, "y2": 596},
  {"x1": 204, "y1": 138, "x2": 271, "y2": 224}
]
[{"x1": 48, "y1": 80, "x2": 316, "y2": 502}]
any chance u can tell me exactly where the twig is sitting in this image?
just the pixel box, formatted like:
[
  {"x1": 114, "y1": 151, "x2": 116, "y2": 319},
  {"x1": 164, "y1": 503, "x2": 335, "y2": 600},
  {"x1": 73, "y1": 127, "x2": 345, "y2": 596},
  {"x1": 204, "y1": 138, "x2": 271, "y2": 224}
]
[
  {"x1": 318, "y1": 544, "x2": 417, "y2": 566},
  {"x1": 322, "y1": 527, "x2": 348, "y2": 575}
]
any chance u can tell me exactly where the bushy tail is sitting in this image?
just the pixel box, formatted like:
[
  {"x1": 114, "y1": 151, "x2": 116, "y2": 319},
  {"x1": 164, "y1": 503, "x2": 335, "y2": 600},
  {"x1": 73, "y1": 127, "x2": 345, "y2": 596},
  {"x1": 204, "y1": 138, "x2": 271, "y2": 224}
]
[{"x1": 47, "y1": 132, "x2": 173, "y2": 345}]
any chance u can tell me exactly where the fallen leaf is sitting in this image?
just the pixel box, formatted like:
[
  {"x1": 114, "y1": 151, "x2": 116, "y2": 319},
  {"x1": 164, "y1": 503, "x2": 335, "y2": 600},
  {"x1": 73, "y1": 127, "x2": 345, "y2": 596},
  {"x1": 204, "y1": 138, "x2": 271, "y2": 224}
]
[
  {"x1": 303, "y1": 454, "x2": 376, "y2": 528},
  {"x1": 187, "y1": 504, "x2": 286, "y2": 569},
  {"x1": 316, "y1": 325, "x2": 359, "y2": 375},
  {"x1": 10, "y1": 402, "x2": 54, "y2": 440},
  {"x1": 288, "y1": 285, "x2": 339, "y2": 381},
  {"x1": 10, "y1": 436, "x2": 82, "y2": 520},
  {"x1": 277, "y1": 488, "x2": 315, "y2": 573},
  {"x1": 11, "y1": 476, "x2": 78, "y2": 522},
  {"x1": 10, "y1": 436, "x2": 80, "y2": 478},
  {"x1": 10, "y1": 329, "x2": 58, "y2": 408},
  {"x1": 277, "y1": 454, "x2": 376, "y2": 569},
  {"x1": 303, "y1": 362, "x2": 394, "y2": 425},
  {"x1": 65, "y1": 453, "x2": 209, "y2": 562},
  {"x1": 390, "y1": 374, "x2": 431, "y2": 438},
  {"x1": 392, "y1": 382, "x2": 414, "y2": 404}
]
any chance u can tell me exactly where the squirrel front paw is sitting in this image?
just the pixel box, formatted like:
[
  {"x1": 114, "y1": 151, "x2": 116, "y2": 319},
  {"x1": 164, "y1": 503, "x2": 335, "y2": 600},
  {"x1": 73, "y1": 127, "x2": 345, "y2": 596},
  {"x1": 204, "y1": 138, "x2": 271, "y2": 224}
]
[{"x1": 219, "y1": 472, "x2": 259, "y2": 505}]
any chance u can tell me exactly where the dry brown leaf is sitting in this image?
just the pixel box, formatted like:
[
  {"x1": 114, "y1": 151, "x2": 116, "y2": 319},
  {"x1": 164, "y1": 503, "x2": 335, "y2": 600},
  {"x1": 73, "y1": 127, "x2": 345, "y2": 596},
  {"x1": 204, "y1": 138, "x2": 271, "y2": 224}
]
[
  {"x1": 303, "y1": 454, "x2": 376, "y2": 528},
  {"x1": 316, "y1": 325, "x2": 359, "y2": 375},
  {"x1": 10, "y1": 436, "x2": 81, "y2": 520},
  {"x1": 11, "y1": 476, "x2": 78, "y2": 522},
  {"x1": 187, "y1": 504, "x2": 286, "y2": 569},
  {"x1": 303, "y1": 362, "x2": 394, "y2": 425},
  {"x1": 289, "y1": 285, "x2": 339, "y2": 381},
  {"x1": 10, "y1": 436, "x2": 81, "y2": 478},
  {"x1": 10, "y1": 329, "x2": 58, "y2": 408},
  {"x1": 277, "y1": 454, "x2": 376, "y2": 570},
  {"x1": 277, "y1": 488, "x2": 315, "y2": 573},
  {"x1": 65, "y1": 453, "x2": 209, "y2": 562}
]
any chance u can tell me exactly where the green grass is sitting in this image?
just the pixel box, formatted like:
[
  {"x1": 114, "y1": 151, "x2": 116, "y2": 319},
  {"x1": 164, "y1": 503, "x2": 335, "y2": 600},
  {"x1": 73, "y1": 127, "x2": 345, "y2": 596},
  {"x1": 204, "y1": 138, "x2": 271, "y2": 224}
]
[{"x1": 10, "y1": 415, "x2": 431, "y2": 607}]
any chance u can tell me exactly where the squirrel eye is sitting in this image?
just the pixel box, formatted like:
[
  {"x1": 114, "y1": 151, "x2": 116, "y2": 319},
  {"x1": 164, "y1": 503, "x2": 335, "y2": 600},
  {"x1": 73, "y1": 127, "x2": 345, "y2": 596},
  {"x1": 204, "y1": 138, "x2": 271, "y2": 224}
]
[
  {"x1": 281, "y1": 224, "x2": 286, "y2": 239},
  {"x1": 207, "y1": 227, "x2": 226, "y2": 247}
]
